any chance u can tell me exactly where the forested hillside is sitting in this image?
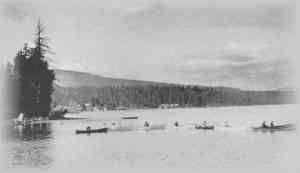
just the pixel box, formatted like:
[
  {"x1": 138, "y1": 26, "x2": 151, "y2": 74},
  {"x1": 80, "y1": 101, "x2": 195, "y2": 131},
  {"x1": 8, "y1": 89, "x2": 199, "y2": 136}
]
[{"x1": 52, "y1": 84, "x2": 295, "y2": 109}]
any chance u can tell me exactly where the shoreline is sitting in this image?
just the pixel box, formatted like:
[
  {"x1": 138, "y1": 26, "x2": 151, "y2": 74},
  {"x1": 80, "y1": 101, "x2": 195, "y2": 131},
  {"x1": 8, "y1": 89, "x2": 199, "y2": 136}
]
[
  {"x1": 5, "y1": 103, "x2": 298, "y2": 122},
  {"x1": 74, "y1": 102, "x2": 298, "y2": 113}
]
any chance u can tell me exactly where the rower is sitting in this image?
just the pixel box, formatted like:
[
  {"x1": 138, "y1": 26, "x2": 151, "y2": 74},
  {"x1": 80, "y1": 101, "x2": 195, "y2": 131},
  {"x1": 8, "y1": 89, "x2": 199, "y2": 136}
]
[
  {"x1": 144, "y1": 121, "x2": 149, "y2": 127},
  {"x1": 262, "y1": 121, "x2": 267, "y2": 128},
  {"x1": 202, "y1": 121, "x2": 208, "y2": 127},
  {"x1": 174, "y1": 121, "x2": 179, "y2": 127},
  {"x1": 270, "y1": 121, "x2": 274, "y2": 127},
  {"x1": 86, "y1": 126, "x2": 91, "y2": 132}
]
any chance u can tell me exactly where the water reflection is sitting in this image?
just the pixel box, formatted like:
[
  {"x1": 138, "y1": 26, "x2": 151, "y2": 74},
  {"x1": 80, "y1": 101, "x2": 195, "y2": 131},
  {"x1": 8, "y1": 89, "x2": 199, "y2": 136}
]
[
  {"x1": 13, "y1": 123, "x2": 52, "y2": 141},
  {"x1": 4, "y1": 122, "x2": 53, "y2": 169}
]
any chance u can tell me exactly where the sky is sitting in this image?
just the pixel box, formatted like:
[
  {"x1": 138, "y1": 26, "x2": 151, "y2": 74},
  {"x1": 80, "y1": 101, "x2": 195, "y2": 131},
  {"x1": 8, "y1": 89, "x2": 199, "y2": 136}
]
[{"x1": 0, "y1": 0, "x2": 297, "y2": 90}]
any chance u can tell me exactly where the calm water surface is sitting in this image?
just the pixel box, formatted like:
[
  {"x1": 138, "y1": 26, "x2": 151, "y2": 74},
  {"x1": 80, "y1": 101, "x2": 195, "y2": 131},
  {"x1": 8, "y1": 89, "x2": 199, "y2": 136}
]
[{"x1": 1, "y1": 105, "x2": 299, "y2": 172}]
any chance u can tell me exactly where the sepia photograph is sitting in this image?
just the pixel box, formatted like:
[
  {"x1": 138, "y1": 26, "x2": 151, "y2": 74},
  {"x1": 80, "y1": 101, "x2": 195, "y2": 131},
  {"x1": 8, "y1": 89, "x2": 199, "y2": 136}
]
[{"x1": 0, "y1": 0, "x2": 299, "y2": 172}]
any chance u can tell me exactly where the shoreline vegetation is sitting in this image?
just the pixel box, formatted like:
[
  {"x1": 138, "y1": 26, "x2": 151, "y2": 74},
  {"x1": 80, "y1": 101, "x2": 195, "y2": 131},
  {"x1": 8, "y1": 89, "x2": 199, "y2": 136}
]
[
  {"x1": 52, "y1": 84, "x2": 296, "y2": 114},
  {"x1": 2, "y1": 21, "x2": 55, "y2": 120}
]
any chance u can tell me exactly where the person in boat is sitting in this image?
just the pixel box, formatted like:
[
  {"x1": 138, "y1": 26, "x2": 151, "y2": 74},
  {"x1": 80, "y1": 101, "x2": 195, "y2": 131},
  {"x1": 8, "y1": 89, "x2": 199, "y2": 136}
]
[
  {"x1": 144, "y1": 121, "x2": 150, "y2": 127},
  {"x1": 86, "y1": 126, "x2": 91, "y2": 132},
  {"x1": 202, "y1": 121, "x2": 208, "y2": 127},
  {"x1": 174, "y1": 121, "x2": 179, "y2": 127},
  {"x1": 262, "y1": 121, "x2": 267, "y2": 128},
  {"x1": 270, "y1": 121, "x2": 274, "y2": 127}
]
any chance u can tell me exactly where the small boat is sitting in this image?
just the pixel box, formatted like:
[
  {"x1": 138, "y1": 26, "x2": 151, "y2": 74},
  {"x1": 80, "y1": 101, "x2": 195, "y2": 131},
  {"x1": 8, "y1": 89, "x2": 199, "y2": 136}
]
[
  {"x1": 252, "y1": 123, "x2": 296, "y2": 132},
  {"x1": 224, "y1": 124, "x2": 231, "y2": 128},
  {"x1": 195, "y1": 125, "x2": 215, "y2": 130},
  {"x1": 144, "y1": 124, "x2": 166, "y2": 131},
  {"x1": 111, "y1": 126, "x2": 133, "y2": 132},
  {"x1": 122, "y1": 116, "x2": 138, "y2": 120},
  {"x1": 75, "y1": 128, "x2": 108, "y2": 134}
]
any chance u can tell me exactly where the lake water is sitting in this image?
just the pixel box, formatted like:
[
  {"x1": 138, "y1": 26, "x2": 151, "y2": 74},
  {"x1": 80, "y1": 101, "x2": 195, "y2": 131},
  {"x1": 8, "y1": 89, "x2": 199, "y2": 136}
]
[{"x1": 1, "y1": 104, "x2": 299, "y2": 173}]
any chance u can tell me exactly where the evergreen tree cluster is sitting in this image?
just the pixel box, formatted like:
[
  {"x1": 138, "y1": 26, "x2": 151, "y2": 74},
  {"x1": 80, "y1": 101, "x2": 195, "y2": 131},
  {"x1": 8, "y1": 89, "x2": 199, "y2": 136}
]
[
  {"x1": 53, "y1": 84, "x2": 294, "y2": 110},
  {"x1": 93, "y1": 85, "x2": 211, "y2": 108},
  {"x1": 53, "y1": 85, "x2": 208, "y2": 109},
  {"x1": 5, "y1": 21, "x2": 55, "y2": 118}
]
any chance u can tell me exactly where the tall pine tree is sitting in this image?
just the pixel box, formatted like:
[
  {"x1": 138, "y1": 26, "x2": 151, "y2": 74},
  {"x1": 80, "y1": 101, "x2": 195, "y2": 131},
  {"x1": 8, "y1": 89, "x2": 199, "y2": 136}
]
[
  {"x1": 13, "y1": 21, "x2": 55, "y2": 118},
  {"x1": 30, "y1": 21, "x2": 55, "y2": 117}
]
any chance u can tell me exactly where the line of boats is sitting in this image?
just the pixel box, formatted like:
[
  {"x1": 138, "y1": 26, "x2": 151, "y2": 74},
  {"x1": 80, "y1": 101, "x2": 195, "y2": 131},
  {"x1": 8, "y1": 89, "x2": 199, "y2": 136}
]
[
  {"x1": 75, "y1": 121, "x2": 297, "y2": 134},
  {"x1": 12, "y1": 113, "x2": 296, "y2": 134}
]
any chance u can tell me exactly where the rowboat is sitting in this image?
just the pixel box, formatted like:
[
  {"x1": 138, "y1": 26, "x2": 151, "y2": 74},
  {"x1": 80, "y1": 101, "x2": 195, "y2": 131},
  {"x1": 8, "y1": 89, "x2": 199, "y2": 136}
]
[
  {"x1": 252, "y1": 123, "x2": 296, "y2": 132},
  {"x1": 144, "y1": 124, "x2": 166, "y2": 131},
  {"x1": 75, "y1": 128, "x2": 108, "y2": 134},
  {"x1": 195, "y1": 125, "x2": 215, "y2": 130},
  {"x1": 122, "y1": 116, "x2": 138, "y2": 120},
  {"x1": 111, "y1": 126, "x2": 133, "y2": 132}
]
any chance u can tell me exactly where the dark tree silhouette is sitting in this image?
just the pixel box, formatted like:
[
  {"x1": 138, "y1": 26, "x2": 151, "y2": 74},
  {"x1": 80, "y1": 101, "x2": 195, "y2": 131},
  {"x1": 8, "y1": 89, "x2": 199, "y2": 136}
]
[
  {"x1": 29, "y1": 21, "x2": 55, "y2": 117},
  {"x1": 13, "y1": 21, "x2": 55, "y2": 118},
  {"x1": 13, "y1": 46, "x2": 30, "y2": 115}
]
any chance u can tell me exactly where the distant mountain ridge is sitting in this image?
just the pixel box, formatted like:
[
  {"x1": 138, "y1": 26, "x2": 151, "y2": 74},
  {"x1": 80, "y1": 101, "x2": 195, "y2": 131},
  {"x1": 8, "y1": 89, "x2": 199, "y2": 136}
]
[
  {"x1": 54, "y1": 69, "x2": 296, "y2": 92},
  {"x1": 54, "y1": 69, "x2": 166, "y2": 88}
]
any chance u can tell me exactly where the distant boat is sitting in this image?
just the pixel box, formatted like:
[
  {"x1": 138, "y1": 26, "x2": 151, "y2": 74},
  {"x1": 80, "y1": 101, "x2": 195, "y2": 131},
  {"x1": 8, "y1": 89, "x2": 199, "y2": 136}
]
[
  {"x1": 252, "y1": 123, "x2": 296, "y2": 132},
  {"x1": 195, "y1": 125, "x2": 215, "y2": 130},
  {"x1": 75, "y1": 128, "x2": 108, "y2": 134},
  {"x1": 144, "y1": 124, "x2": 166, "y2": 131},
  {"x1": 224, "y1": 124, "x2": 231, "y2": 128},
  {"x1": 111, "y1": 126, "x2": 133, "y2": 132},
  {"x1": 122, "y1": 116, "x2": 138, "y2": 120}
]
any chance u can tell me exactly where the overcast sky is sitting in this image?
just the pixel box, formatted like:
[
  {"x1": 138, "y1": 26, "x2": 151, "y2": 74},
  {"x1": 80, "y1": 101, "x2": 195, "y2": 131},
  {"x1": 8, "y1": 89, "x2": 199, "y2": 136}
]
[{"x1": 0, "y1": 0, "x2": 296, "y2": 90}]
